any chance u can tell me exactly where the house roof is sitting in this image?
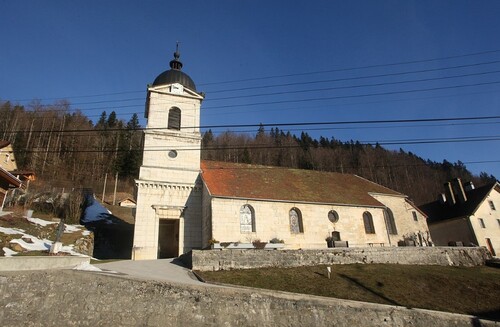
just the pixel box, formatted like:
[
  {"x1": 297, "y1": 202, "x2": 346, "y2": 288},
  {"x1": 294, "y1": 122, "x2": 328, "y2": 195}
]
[
  {"x1": 0, "y1": 140, "x2": 10, "y2": 149},
  {"x1": 419, "y1": 182, "x2": 499, "y2": 223},
  {"x1": 0, "y1": 166, "x2": 23, "y2": 189},
  {"x1": 200, "y1": 160, "x2": 402, "y2": 207}
]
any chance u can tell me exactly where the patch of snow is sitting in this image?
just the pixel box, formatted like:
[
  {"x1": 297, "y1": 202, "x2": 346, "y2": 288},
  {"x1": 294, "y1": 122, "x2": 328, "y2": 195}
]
[
  {"x1": 2, "y1": 247, "x2": 18, "y2": 257},
  {"x1": 0, "y1": 226, "x2": 25, "y2": 235},
  {"x1": 82, "y1": 230, "x2": 91, "y2": 236},
  {"x1": 10, "y1": 237, "x2": 51, "y2": 251},
  {"x1": 27, "y1": 217, "x2": 57, "y2": 227},
  {"x1": 64, "y1": 224, "x2": 81, "y2": 233},
  {"x1": 72, "y1": 261, "x2": 103, "y2": 272}
]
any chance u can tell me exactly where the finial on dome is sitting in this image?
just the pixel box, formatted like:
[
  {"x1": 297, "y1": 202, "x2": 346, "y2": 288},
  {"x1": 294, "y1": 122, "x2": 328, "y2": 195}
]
[
  {"x1": 170, "y1": 42, "x2": 183, "y2": 70},
  {"x1": 174, "y1": 41, "x2": 180, "y2": 59}
]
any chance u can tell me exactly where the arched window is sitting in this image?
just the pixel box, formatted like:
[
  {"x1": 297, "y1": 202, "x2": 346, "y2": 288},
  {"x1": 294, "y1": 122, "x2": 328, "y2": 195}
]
[
  {"x1": 168, "y1": 107, "x2": 181, "y2": 130},
  {"x1": 383, "y1": 208, "x2": 398, "y2": 235},
  {"x1": 363, "y1": 211, "x2": 375, "y2": 234},
  {"x1": 240, "y1": 205, "x2": 255, "y2": 233},
  {"x1": 289, "y1": 207, "x2": 304, "y2": 234}
]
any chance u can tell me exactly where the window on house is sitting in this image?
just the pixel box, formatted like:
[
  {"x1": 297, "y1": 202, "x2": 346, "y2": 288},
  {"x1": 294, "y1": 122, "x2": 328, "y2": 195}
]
[
  {"x1": 363, "y1": 211, "x2": 375, "y2": 234},
  {"x1": 383, "y1": 208, "x2": 398, "y2": 235},
  {"x1": 168, "y1": 107, "x2": 181, "y2": 130},
  {"x1": 478, "y1": 218, "x2": 486, "y2": 228},
  {"x1": 488, "y1": 200, "x2": 496, "y2": 210},
  {"x1": 412, "y1": 211, "x2": 418, "y2": 222},
  {"x1": 289, "y1": 207, "x2": 304, "y2": 233},
  {"x1": 240, "y1": 205, "x2": 255, "y2": 233},
  {"x1": 328, "y1": 210, "x2": 339, "y2": 223}
]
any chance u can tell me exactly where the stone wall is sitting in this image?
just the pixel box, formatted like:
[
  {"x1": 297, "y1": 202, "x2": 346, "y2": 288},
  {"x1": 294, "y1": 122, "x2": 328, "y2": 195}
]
[
  {"x1": 0, "y1": 256, "x2": 89, "y2": 271},
  {"x1": 0, "y1": 270, "x2": 496, "y2": 327},
  {"x1": 186, "y1": 247, "x2": 492, "y2": 271}
]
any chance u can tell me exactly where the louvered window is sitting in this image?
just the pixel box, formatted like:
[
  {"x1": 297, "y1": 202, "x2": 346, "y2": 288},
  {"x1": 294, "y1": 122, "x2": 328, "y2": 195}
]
[{"x1": 168, "y1": 107, "x2": 181, "y2": 130}]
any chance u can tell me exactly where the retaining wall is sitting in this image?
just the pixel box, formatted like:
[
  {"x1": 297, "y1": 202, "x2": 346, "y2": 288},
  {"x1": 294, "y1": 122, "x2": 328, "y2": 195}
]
[
  {"x1": 185, "y1": 246, "x2": 491, "y2": 271},
  {"x1": 0, "y1": 270, "x2": 497, "y2": 327},
  {"x1": 0, "y1": 256, "x2": 89, "y2": 271}
]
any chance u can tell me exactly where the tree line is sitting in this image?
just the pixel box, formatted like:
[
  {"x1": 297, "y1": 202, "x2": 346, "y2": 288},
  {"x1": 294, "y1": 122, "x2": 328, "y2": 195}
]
[
  {"x1": 202, "y1": 124, "x2": 497, "y2": 204},
  {"x1": 0, "y1": 100, "x2": 142, "y2": 192},
  {"x1": 1, "y1": 100, "x2": 496, "y2": 204}
]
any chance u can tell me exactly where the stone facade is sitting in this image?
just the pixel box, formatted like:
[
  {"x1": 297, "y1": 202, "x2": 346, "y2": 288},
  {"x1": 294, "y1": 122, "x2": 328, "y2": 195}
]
[
  {"x1": 204, "y1": 194, "x2": 429, "y2": 249},
  {"x1": 133, "y1": 81, "x2": 204, "y2": 260}
]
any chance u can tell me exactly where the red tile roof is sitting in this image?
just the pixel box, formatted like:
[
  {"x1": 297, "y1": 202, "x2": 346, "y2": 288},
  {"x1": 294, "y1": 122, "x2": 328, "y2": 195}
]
[{"x1": 201, "y1": 160, "x2": 402, "y2": 207}]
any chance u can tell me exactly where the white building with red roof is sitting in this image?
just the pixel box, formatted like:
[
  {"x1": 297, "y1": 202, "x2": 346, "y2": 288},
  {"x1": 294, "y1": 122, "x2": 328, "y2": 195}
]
[{"x1": 132, "y1": 50, "x2": 430, "y2": 260}]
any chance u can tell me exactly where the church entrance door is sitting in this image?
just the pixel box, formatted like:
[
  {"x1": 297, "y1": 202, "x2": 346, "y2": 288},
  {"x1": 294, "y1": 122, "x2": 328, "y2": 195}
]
[{"x1": 158, "y1": 219, "x2": 179, "y2": 258}]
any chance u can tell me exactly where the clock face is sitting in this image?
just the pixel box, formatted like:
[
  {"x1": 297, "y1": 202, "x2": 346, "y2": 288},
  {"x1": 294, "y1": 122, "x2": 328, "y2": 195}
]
[{"x1": 170, "y1": 83, "x2": 183, "y2": 95}]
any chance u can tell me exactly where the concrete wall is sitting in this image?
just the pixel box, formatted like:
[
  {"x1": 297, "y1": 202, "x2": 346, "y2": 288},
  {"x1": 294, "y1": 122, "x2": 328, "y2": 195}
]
[
  {"x1": 0, "y1": 270, "x2": 496, "y2": 327},
  {"x1": 0, "y1": 256, "x2": 89, "y2": 271},
  {"x1": 186, "y1": 247, "x2": 492, "y2": 271}
]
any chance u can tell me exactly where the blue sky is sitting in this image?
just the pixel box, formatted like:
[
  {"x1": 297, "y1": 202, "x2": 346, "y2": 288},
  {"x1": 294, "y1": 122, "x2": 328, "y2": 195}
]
[{"x1": 1, "y1": 1, "x2": 499, "y2": 178}]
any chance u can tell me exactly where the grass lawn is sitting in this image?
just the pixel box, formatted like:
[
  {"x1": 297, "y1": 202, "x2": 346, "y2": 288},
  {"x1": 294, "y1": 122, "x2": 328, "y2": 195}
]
[{"x1": 197, "y1": 264, "x2": 500, "y2": 320}]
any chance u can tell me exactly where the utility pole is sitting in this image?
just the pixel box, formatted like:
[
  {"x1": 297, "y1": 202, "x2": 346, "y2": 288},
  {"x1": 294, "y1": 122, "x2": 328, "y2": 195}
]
[
  {"x1": 102, "y1": 173, "x2": 107, "y2": 202},
  {"x1": 113, "y1": 172, "x2": 118, "y2": 206}
]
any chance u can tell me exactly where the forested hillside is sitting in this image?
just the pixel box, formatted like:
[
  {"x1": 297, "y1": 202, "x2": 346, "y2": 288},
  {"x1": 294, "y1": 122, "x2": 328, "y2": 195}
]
[
  {"x1": 1, "y1": 100, "x2": 496, "y2": 204},
  {"x1": 201, "y1": 126, "x2": 496, "y2": 204},
  {"x1": 0, "y1": 101, "x2": 142, "y2": 192}
]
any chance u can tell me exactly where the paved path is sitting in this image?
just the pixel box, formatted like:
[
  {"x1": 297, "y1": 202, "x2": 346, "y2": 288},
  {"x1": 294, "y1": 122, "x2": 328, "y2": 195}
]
[{"x1": 93, "y1": 258, "x2": 204, "y2": 285}]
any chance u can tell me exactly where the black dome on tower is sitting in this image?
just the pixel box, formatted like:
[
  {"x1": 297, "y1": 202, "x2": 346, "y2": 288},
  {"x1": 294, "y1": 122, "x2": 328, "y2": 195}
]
[{"x1": 152, "y1": 46, "x2": 197, "y2": 91}]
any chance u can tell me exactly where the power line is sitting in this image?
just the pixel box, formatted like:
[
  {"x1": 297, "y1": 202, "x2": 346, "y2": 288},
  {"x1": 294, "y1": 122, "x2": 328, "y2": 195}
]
[
  {"x1": 200, "y1": 49, "x2": 500, "y2": 85},
  {"x1": 13, "y1": 60, "x2": 500, "y2": 107},
  {"x1": 202, "y1": 80, "x2": 500, "y2": 110},
  {"x1": 207, "y1": 60, "x2": 500, "y2": 94},
  {"x1": 208, "y1": 69, "x2": 500, "y2": 101},
  {"x1": 8, "y1": 49, "x2": 500, "y2": 103},
  {"x1": 11, "y1": 134, "x2": 500, "y2": 154},
  {"x1": 2, "y1": 115, "x2": 499, "y2": 135}
]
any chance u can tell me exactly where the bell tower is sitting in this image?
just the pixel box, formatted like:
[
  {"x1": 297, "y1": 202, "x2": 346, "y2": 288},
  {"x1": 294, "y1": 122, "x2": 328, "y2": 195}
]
[{"x1": 133, "y1": 46, "x2": 204, "y2": 260}]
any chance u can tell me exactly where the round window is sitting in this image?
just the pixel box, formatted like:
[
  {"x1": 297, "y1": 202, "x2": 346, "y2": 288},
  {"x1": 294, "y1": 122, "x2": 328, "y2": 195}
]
[
  {"x1": 168, "y1": 150, "x2": 178, "y2": 159},
  {"x1": 328, "y1": 210, "x2": 339, "y2": 223}
]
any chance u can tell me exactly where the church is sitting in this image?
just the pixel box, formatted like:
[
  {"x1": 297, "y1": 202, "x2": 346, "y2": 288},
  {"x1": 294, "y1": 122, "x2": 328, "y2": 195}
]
[{"x1": 132, "y1": 49, "x2": 430, "y2": 260}]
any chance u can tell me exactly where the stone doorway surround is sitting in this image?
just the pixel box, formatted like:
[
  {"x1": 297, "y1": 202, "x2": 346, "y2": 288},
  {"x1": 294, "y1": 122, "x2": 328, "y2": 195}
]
[{"x1": 153, "y1": 205, "x2": 185, "y2": 258}]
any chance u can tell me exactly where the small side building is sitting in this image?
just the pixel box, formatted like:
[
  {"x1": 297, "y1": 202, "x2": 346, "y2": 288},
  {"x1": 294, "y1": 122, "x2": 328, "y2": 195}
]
[{"x1": 419, "y1": 179, "x2": 500, "y2": 256}]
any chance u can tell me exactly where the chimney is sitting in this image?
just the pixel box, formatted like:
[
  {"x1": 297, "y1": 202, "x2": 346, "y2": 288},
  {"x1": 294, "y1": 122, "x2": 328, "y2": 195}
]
[
  {"x1": 444, "y1": 182, "x2": 456, "y2": 206},
  {"x1": 464, "y1": 181, "x2": 475, "y2": 192},
  {"x1": 438, "y1": 193, "x2": 446, "y2": 204},
  {"x1": 452, "y1": 178, "x2": 467, "y2": 203}
]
